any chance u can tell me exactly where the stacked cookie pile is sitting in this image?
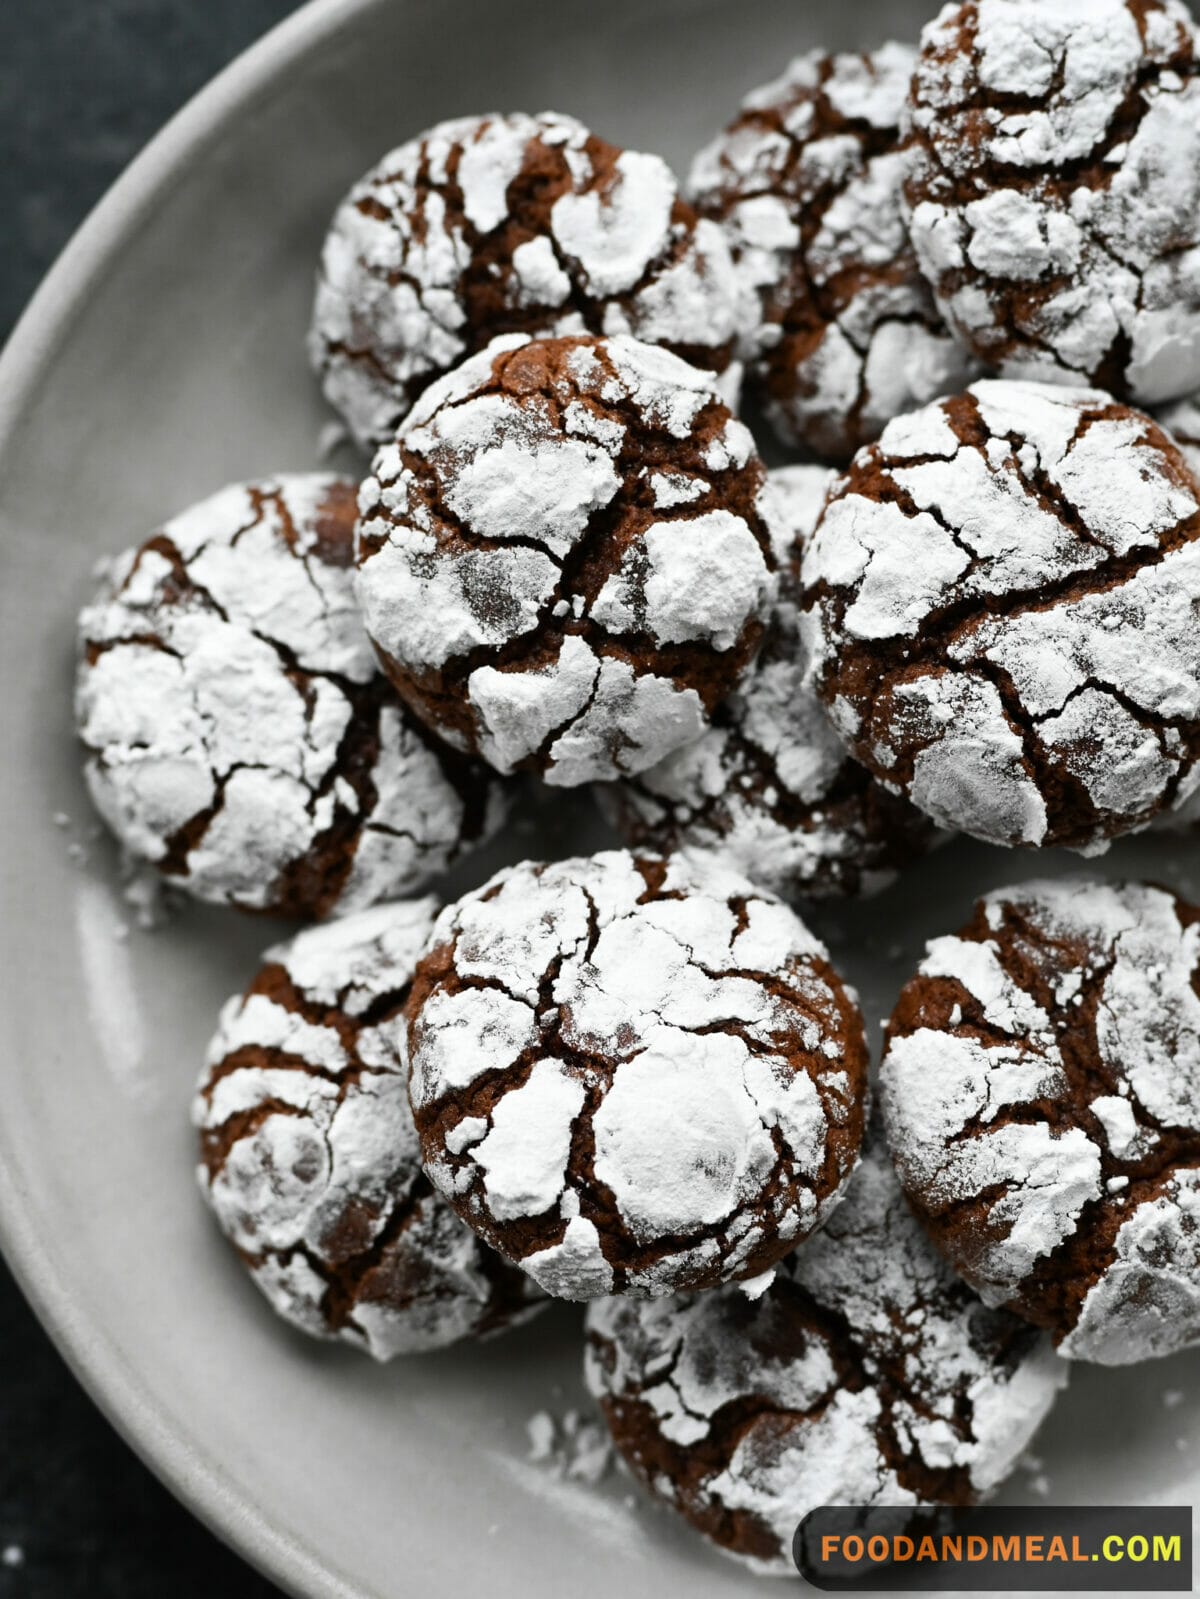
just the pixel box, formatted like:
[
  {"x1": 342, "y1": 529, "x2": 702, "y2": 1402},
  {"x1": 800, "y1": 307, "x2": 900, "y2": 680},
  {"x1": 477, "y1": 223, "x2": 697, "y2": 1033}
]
[{"x1": 74, "y1": 0, "x2": 1200, "y2": 1578}]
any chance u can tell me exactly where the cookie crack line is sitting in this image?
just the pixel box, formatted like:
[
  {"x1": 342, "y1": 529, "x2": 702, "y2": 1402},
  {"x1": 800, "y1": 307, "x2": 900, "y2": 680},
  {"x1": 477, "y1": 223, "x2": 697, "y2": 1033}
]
[
  {"x1": 805, "y1": 379, "x2": 1200, "y2": 846},
  {"x1": 196, "y1": 904, "x2": 545, "y2": 1360},
  {"x1": 355, "y1": 332, "x2": 777, "y2": 784},
  {"x1": 585, "y1": 1143, "x2": 1063, "y2": 1571},
  {"x1": 903, "y1": 0, "x2": 1200, "y2": 401},
  {"x1": 881, "y1": 878, "x2": 1200, "y2": 1360}
]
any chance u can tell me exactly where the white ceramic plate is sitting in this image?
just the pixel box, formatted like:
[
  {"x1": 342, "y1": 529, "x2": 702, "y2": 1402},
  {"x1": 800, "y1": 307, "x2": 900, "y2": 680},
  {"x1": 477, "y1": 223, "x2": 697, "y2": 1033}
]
[{"x1": 1, "y1": 1, "x2": 1198, "y2": 1594}]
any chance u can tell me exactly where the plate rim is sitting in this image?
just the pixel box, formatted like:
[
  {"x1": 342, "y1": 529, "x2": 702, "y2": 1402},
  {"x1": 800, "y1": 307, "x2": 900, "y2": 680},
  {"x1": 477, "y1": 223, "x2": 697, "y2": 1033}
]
[{"x1": 0, "y1": 3, "x2": 391, "y2": 1593}]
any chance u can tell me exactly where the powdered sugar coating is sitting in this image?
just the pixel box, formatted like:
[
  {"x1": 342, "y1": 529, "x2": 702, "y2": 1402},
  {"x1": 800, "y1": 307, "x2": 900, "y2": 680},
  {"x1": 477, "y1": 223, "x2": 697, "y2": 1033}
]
[
  {"x1": 76, "y1": 475, "x2": 508, "y2": 916},
  {"x1": 1160, "y1": 393, "x2": 1200, "y2": 480},
  {"x1": 356, "y1": 335, "x2": 780, "y2": 786},
  {"x1": 691, "y1": 44, "x2": 974, "y2": 463},
  {"x1": 310, "y1": 111, "x2": 741, "y2": 450},
  {"x1": 904, "y1": 0, "x2": 1200, "y2": 405},
  {"x1": 405, "y1": 849, "x2": 869, "y2": 1300},
  {"x1": 194, "y1": 902, "x2": 543, "y2": 1358},
  {"x1": 585, "y1": 1140, "x2": 1065, "y2": 1573},
  {"x1": 882, "y1": 878, "x2": 1200, "y2": 1364},
  {"x1": 600, "y1": 466, "x2": 937, "y2": 899},
  {"x1": 802, "y1": 380, "x2": 1200, "y2": 852}
]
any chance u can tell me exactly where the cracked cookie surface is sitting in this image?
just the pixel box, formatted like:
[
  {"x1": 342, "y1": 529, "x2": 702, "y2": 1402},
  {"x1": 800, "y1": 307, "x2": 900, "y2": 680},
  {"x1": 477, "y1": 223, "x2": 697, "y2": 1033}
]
[
  {"x1": 584, "y1": 1139, "x2": 1065, "y2": 1574},
  {"x1": 599, "y1": 466, "x2": 938, "y2": 899},
  {"x1": 881, "y1": 878, "x2": 1200, "y2": 1364},
  {"x1": 310, "y1": 111, "x2": 741, "y2": 451},
  {"x1": 405, "y1": 848, "x2": 868, "y2": 1300},
  {"x1": 691, "y1": 43, "x2": 974, "y2": 463},
  {"x1": 76, "y1": 475, "x2": 507, "y2": 916},
  {"x1": 356, "y1": 334, "x2": 781, "y2": 787},
  {"x1": 194, "y1": 902, "x2": 543, "y2": 1358},
  {"x1": 801, "y1": 380, "x2": 1200, "y2": 852},
  {"x1": 903, "y1": 0, "x2": 1200, "y2": 404}
]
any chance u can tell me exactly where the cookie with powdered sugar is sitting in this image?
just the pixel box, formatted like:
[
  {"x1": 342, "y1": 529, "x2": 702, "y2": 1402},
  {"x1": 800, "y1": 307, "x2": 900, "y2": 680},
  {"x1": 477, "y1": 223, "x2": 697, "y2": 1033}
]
[
  {"x1": 356, "y1": 333, "x2": 781, "y2": 787},
  {"x1": 76, "y1": 475, "x2": 507, "y2": 917},
  {"x1": 598, "y1": 465, "x2": 938, "y2": 900},
  {"x1": 310, "y1": 111, "x2": 741, "y2": 451},
  {"x1": 195, "y1": 901, "x2": 543, "y2": 1359},
  {"x1": 690, "y1": 44, "x2": 974, "y2": 463},
  {"x1": 881, "y1": 878, "x2": 1200, "y2": 1365},
  {"x1": 405, "y1": 849, "x2": 869, "y2": 1301},
  {"x1": 584, "y1": 1139, "x2": 1066, "y2": 1575},
  {"x1": 903, "y1": 0, "x2": 1200, "y2": 405},
  {"x1": 802, "y1": 380, "x2": 1200, "y2": 852}
]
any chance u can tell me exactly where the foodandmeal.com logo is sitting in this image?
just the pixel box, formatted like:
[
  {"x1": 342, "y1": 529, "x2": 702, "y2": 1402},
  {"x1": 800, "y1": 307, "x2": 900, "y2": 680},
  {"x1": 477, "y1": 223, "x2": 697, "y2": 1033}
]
[{"x1": 794, "y1": 1506, "x2": 1192, "y2": 1591}]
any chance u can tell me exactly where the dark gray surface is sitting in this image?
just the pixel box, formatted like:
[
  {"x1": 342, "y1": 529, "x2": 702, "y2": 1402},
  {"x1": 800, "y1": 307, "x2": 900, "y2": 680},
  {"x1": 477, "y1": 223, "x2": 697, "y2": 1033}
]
[{"x1": 1, "y1": 10, "x2": 297, "y2": 1593}]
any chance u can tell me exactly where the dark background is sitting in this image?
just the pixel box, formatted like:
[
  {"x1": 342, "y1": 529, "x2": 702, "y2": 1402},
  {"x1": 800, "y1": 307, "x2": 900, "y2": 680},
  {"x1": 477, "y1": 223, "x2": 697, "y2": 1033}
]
[{"x1": 1, "y1": 10, "x2": 300, "y2": 1593}]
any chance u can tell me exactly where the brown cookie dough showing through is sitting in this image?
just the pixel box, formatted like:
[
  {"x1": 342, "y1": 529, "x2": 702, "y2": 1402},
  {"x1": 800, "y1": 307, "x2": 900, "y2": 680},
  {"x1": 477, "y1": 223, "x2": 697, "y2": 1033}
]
[
  {"x1": 311, "y1": 111, "x2": 742, "y2": 451},
  {"x1": 405, "y1": 849, "x2": 869, "y2": 1300},
  {"x1": 691, "y1": 43, "x2": 974, "y2": 463},
  {"x1": 1153, "y1": 399, "x2": 1200, "y2": 826},
  {"x1": 195, "y1": 902, "x2": 544, "y2": 1358},
  {"x1": 802, "y1": 380, "x2": 1200, "y2": 852},
  {"x1": 75, "y1": 475, "x2": 507, "y2": 917},
  {"x1": 881, "y1": 879, "x2": 1200, "y2": 1365},
  {"x1": 585, "y1": 1140, "x2": 1066, "y2": 1574},
  {"x1": 599, "y1": 465, "x2": 938, "y2": 900},
  {"x1": 356, "y1": 333, "x2": 782, "y2": 787},
  {"x1": 903, "y1": 0, "x2": 1200, "y2": 405}
]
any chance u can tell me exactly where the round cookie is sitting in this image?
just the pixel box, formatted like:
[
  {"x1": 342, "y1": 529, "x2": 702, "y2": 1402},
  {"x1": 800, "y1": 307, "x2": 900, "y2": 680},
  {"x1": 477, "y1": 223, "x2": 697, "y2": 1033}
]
[
  {"x1": 904, "y1": 0, "x2": 1200, "y2": 405},
  {"x1": 585, "y1": 1140, "x2": 1065, "y2": 1575},
  {"x1": 405, "y1": 849, "x2": 869, "y2": 1300},
  {"x1": 802, "y1": 380, "x2": 1200, "y2": 852},
  {"x1": 881, "y1": 878, "x2": 1200, "y2": 1365},
  {"x1": 194, "y1": 901, "x2": 543, "y2": 1358},
  {"x1": 310, "y1": 111, "x2": 742, "y2": 450},
  {"x1": 599, "y1": 465, "x2": 937, "y2": 899},
  {"x1": 355, "y1": 333, "x2": 781, "y2": 787},
  {"x1": 690, "y1": 43, "x2": 974, "y2": 463},
  {"x1": 76, "y1": 475, "x2": 507, "y2": 917}
]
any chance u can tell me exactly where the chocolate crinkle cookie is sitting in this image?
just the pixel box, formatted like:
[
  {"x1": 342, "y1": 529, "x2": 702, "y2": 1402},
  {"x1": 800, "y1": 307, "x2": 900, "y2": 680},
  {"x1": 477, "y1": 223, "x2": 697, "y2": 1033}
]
[
  {"x1": 599, "y1": 465, "x2": 937, "y2": 900},
  {"x1": 310, "y1": 111, "x2": 742, "y2": 450},
  {"x1": 194, "y1": 902, "x2": 543, "y2": 1358},
  {"x1": 75, "y1": 475, "x2": 507, "y2": 917},
  {"x1": 881, "y1": 879, "x2": 1200, "y2": 1366},
  {"x1": 584, "y1": 1140, "x2": 1065, "y2": 1575},
  {"x1": 802, "y1": 380, "x2": 1200, "y2": 852},
  {"x1": 690, "y1": 43, "x2": 974, "y2": 463},
  {"x1": 405, "y1": 849, "x2": 869, "y2": 1301},
  {"x1": 356, "y1": 333, "x2": 782, "y2": 787},
  {"x1": 904, "y1": 0, "x2": 1200, "y2": 405}
]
